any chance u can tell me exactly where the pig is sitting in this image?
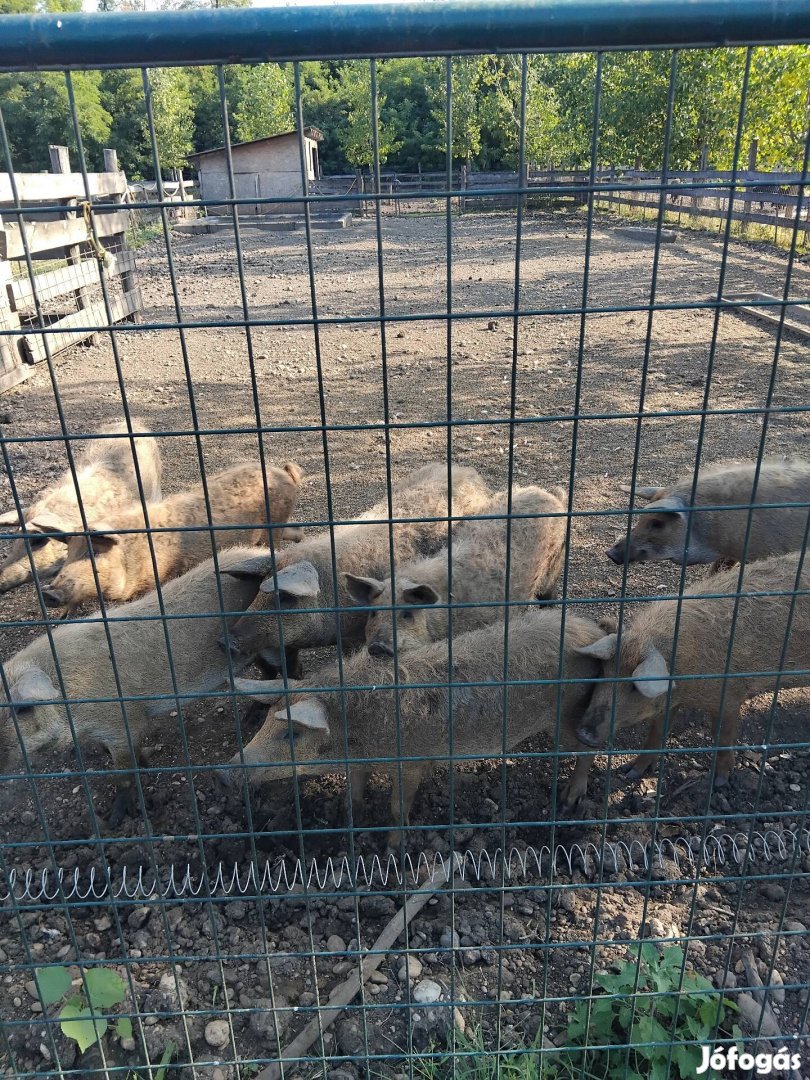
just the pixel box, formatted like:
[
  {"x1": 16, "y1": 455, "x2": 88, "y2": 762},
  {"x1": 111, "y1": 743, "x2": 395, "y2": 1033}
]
[
  {"x1": 0, "y1": 419, "x2": 162, "y2": 594},
  {"x1": 42, "y1": 461, "x2": 302, "y2": 614},
  {"x1": 575, "y1": 553, "x2": 810, "y2": 788},
  {"x1": 345, "y1": 485, "x2": 566, "y2": 657},
  {"x1": 0, "y1": 546, "x2": 273, "y2": 824},
  {"x1": 221, "y1": 462, "x2": 492, "y2": 673},
  {"x1": 607, "y1": 458, "x2": 810, "y2": 567},
  {"x1": 221, "y1": 608, "x2": 607, "y2": 838}
]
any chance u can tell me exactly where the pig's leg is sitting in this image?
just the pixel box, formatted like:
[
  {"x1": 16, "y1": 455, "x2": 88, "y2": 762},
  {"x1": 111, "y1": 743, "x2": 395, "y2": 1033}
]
[
  {"x1": 711, "y1": 697, "x2": 743, "y2": 788},
  {"x1": 348, "y1": 765, "x2": 372, "y2": 820},
  {"x1": 558, "y1": 750, "x2": 595, "y2": 816},
  {"x1": 256, "y1": 647, "x2": 302, "y2": 681},
  {"x1": 620, "y1": 715, "x2": 666, "y2": 781},
  {"x1": 387, "y1": 766, "x2": 424, "y2": 848},
  {"x1": 106, "y1": 743, "x2": 148, "y2": 827}
]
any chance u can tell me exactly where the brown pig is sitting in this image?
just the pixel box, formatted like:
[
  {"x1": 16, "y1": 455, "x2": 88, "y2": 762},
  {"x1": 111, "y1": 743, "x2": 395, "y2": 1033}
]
[
  {"x1": 42, "y1": 461, "x2": 302, "y2": 613},
  {"x1": 0, "y1": 546, "x2": 271, "y2": 824},
  {"x1": 345, "y1": 485, "x2": 566, "y2": 657},
  {"x1": 575, "y1": 553, "x2": 810, "y2": 787},
  {"x1": 0, "y1": 419, "x2": 162, "y2": 594},
  {"x1": 607, "y1": 458, "x2": 810, "y2": 567},
  {"x1": 221, "y1": 462, "x2": 492, "y2": 671},
  {"x1": 221, "y1": 608, "x2": 607, "y2": 838}
]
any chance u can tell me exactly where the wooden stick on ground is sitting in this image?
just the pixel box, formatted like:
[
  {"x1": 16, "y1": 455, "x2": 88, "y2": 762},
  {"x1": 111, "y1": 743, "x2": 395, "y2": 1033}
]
[{"x1": 256, "y1": 858, "x2": 457, "y2": 1080}]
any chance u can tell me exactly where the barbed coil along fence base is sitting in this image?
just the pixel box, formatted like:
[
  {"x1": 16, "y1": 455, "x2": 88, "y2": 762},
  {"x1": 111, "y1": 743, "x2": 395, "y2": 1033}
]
[{"x1": 3, "y1": 829, "x2": 809, "y2": 904}]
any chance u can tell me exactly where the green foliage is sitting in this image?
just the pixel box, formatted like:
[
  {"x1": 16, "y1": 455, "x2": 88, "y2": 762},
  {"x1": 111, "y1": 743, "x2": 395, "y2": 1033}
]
[
  {"x1": 0, "y1": 70, "x2": 111, "y2": 171},
  {"x1": 558, "y1": 944, "x2": 741, "y2": 1080},
  {"x1": 146, "y1": 67, "x2": 195, "y2": 175},
  {"x1": 335, "y1": 61, "x2": 402, "y2": 168},
  {"x1": 35, "y1": 964, "x2": 130, "y2": 1056},
  {"x1": 231, "y1": 63, "x2": 294, "y2": 144}
]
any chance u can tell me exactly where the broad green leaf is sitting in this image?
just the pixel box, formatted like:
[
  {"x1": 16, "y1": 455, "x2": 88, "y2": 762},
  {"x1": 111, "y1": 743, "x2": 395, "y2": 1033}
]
[
  {"x1": 698, "y1": 997, "x2": 722, "y2": 1029},
  {"x1": 673, "y1": 1042, "x2": 703, "y2": 1078},
  {"x1": 85, "y1": 968, "x2": 127, "y2": 1008},
  {"x1": 116, "y1": 1016, "x2": 133, "y2": 1041},
  {"x1": 661, "y1": 945, "x2": 685, "y2": 970},
  {"x1": 639, "y1": 942, "x2": 660, "y2": 967},
  {"x1": 630, "y1": 1015, "x2": 670, "y2": 1061},
  {"x1": 35, "y1": 966, "x2": 72, "y2": 1006},
  {"x1": 60, "y1": 1003, "x2": 107, "y2": 1053}
]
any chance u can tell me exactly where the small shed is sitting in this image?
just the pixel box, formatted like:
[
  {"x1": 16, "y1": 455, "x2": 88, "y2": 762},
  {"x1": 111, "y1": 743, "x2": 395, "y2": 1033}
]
[{"x1": 188, "y1": 128, "x2": 323, "y2": 216}]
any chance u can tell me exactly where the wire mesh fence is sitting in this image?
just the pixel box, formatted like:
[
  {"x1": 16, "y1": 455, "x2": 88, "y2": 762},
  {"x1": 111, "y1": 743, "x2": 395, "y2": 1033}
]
[{"x1": 0, "y1": 3, "x2": 809, "y2": 1078}]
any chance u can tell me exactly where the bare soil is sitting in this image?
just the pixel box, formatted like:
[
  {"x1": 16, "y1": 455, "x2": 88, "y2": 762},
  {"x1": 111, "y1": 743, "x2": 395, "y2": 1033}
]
[{"x1": 1, "y1": 209, "x2": 808, "y2": 1078}]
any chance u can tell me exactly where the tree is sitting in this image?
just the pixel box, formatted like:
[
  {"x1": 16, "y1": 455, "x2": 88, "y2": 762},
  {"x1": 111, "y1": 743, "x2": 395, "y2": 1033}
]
[
  {"x1": 231, "y1": 63, "x2": 293, "y2": 144},
  {"x1": 0, "y1": 70, "x2": 111, "y2": 171},
  {"x1": 145, "y1": 67, "x2": 194, "y2": 176},
  {"x1": 99, "y1": 68, "x2": 151, "y2": 178},
  {"x1": 432, "y1": 56, "x2": 484, "y2": 166},
  {"x1": 336, "y1": 62, "x2": 401, "y2": 169}
]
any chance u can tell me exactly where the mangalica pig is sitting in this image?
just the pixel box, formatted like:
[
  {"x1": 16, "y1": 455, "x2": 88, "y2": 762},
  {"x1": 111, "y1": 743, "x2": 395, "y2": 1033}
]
[
  {"x1": 221, "y1": 462, "x2": 492, "y2": 672},
  {"x1": 0, "y1": 547, "x2": 270, "y2": 824},
  {"x1": 576, "y1": 553, "x2": 810, "y2": 787},
  {"x1": 607, "y1": 458, "x2": 810, "y2": 567},
  {"x1": 221, "y1": 608, "x2": 606, "y2": 839},
  {"x1": 345, "y1": 485, "x2": 566, "y2": 657},
  {"x1": 0, "y1": 419, "x2": 162, "y2": 594},
  {"x1": 42, "y1": 461, "x2": 302, "y2": 613}
]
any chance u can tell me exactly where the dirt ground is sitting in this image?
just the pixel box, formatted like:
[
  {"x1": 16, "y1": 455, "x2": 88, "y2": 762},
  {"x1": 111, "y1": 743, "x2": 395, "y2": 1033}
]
[{"x1": 1, "y1": 208, "x2": 809, "y2": 1078}]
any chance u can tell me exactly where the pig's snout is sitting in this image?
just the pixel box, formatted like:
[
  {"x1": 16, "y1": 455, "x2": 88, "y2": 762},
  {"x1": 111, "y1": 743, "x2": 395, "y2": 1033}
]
[
  {"x1": 42, "y1": 588, "x2": 64, "y2": 609},
  {"x1": 576, "y1": 723, "x2": 603, "y2": 748},
  {"x1": 218, "y1": 634, "x2": 244, "y2": 655},
  {"x1": 368, "y1": 641, "x2": 394, "y2": 659},
  {"x1": 215, "y1": 763, "x2": 239, "y2": 789},
  {"x1": 606, "y1": 542, "x2": 625, "y2": 565}
]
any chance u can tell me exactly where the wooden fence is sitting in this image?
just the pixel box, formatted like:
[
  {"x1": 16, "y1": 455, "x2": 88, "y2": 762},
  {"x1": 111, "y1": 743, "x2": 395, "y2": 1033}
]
[
  {"x1": 313, "y1": 153, "x2": 808, "y2": 237},
  {"x1": 0, "y1": 145, "x2": 142, "y2": 396}
]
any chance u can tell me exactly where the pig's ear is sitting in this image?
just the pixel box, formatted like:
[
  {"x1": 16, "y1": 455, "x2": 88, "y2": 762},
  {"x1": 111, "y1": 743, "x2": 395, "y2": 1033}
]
[
  {"x1": 631, "y1": 647, "x2": 671, "y2": 699},
  {"x1": 345, "y1": 574, "x2": 384, "y2": 606},
  {"x1": 27, "y1": 510, "x2": 74, "y2": 536},
  {"x1": 232, "y1": 676, "x2": 300, "y2": 703},
  {"x1": 619, "y1": 484, "x2": 665, "y2": 501},
  {"x1": 273, "y1": 698, "x2": 329, "y2": 732},
  {"x1": 402, "y1": 583, "x2": 440, "y2": 606},
  {"x1": 87, "y1": 525, "x2": 121, "y2": 553},
  {"x1": 10, "y1": 667, "x2": 59, "y2": 705},
  {"x1": 260, "y1": 560, "x2": 320, "y2": 600},
  {"x1": 0, "y1": 507, "x2": 26, "y2": 527},
  {"x1": 643, "y1": 496, "x2": 687, "y2": 520},
  {"x1": 575, "y1": 633, "x2": 617, "y2": 660},
  {"x1": 221, "y1": 553, "x2": 274, "y2": 580}
]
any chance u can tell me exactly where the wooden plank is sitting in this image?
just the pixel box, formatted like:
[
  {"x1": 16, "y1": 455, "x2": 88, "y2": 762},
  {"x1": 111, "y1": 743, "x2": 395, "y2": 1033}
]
[
  {"x1": 1, "y1": 209, "x2": 131, "y2": 260},
  {"x1": 7, "y1": 249, "x2": 135, "y2": 312},
  {"x1": 0, "y1": 171, "x2": 128, "y2": 204},
  {"x1": 0, "y1": 225, "x2": 23, "y2": 376},
  {"x1": 721, "y1": 292, "x2": 810, "y2": 341},
  {"x1": 0, "y1": 361, "x2": 33, "y2": 396},
  {"x1": 21, "y1": 288, "x2": 142, "y2": 364},
  {"x1": 596, "y1": 193, "x2": 807, "y2": 231}
]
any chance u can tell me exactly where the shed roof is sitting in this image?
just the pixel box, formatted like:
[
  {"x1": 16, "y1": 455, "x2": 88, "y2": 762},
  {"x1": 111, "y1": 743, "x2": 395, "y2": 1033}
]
[{"x1": 188, "y1": 128, "x2": 323, "y2": 161}]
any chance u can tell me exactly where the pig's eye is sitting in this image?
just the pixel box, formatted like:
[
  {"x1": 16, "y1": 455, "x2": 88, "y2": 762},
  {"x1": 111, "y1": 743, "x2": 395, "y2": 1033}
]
[
  {"x1": 649, "y1": 519, "x2": 664, "y2": 530},
  {"x1": 401, "y1": 610, "x2": 414, "y2": 622}
]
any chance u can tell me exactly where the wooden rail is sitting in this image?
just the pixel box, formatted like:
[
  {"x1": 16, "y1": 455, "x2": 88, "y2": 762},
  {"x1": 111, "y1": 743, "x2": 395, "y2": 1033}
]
[{"x1": 0, "y1": 145, "x2": 142, "y2": 395}]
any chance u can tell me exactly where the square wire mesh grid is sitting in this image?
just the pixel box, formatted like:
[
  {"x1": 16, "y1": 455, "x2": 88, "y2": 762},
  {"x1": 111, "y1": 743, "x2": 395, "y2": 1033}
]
[{"x1": 0, "y1": 6, "x2": 809, "y2": 1079}]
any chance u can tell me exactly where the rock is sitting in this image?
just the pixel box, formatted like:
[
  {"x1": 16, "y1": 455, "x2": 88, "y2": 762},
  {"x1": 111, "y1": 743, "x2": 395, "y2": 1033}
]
[
  {"x1": 332, "y1": 961, "x2": 352, "y2": 976},
  {"x1": 413, "y1": 979, "x2": 442, "y2": 1004},
  {"x1": 502, "y1": 914, "x2": 526, "y2": 941},
  {"x1": 326, "y1": 935, "x2": 347, "y2": 954},
  {"x1": 94, "y1": 915, "x2": 112, "y2": 932},
  {"x1": 328, "y1": 1069, "x2": 358, "y2": 1080},
  {"x1": 249, "y1": 997, "x2": 289, "y2": 1044},
  {"x1": 735, "y1": 993, "x2": 781, "y2": 1037},
  {"x1": 24, "y1": 980, "x2": 39, "y2": 999},
  {"x1": 335, "y1": 1017, "x2": 366, "y2": 1058},
  {"x1": 225, "y1": 901, "x2": 246, "y2": 921},
  {"x1": 760, "y1": 883, "x2": 786, "y2": 902},
  {"x1": 439, "y1": 928, "x2": 459, "y2": 949},
  {"x1": 361, "y1": 896, "x2": 397, "y2": 919},
  {"x1": 127, "y1": 906, "x2": 151, "y2": 929},
  {"x1": 204, "y1": 1019, "x2": 231, "y2": 1049},
  {"x1": 398, "y1": 956, "x2": 423, "y2": 982},
  {"x1": 367, "y1": 970, "x2": 388, "y2": 985}
]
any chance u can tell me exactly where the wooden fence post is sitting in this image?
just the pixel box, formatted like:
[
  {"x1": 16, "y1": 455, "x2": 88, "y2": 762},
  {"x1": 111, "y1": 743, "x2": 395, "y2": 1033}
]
[
  {"x1": 49, "y1": 143, "x2": 98, "y2": 345},
  {"x1": 742, "y1": 137, "x2": 758, "y2": 235},
  {"x1": 460, "y1": 164, "x2": 467, "y2": 215},
  {"x1": 103, "y1": 147, "x2": 138, "y2": 323},
  {"x1": 0, "y1": 216, "x2": 24, "y2": 387}
]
